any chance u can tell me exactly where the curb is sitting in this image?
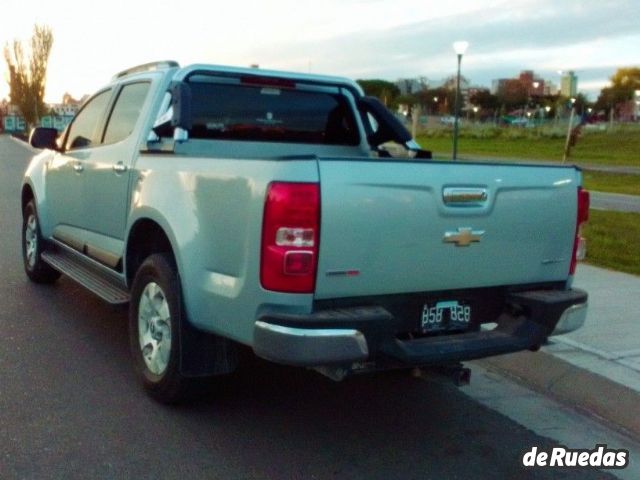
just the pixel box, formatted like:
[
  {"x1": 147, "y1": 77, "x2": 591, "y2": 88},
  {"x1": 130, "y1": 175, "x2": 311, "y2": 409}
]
[{"x1": 474, "y1": 351, "x2": 640, "y2": 441}]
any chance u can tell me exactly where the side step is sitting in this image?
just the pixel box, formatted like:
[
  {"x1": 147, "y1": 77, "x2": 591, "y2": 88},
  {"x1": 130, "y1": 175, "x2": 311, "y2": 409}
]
[{"x1": 42, "y1": 247, "x2": 130, "y2": 304}]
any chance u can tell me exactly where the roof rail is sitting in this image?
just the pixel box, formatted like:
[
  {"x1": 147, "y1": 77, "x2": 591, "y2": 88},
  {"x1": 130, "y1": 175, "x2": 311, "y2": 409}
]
[{"x1": 112, "y1": 60, "x2": 180, "y2": 80}]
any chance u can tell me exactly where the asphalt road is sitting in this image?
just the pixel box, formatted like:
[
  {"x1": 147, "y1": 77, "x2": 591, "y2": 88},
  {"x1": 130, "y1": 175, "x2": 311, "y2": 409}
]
[{"x1": 0, "y1": 135, "x2": 619, "y2": 479}]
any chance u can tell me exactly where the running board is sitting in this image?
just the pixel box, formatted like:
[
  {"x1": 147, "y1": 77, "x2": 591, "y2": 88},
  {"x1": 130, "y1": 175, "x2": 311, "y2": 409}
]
[{"x1": 41, "y1": 246, "x2": 130, "y2": 305}]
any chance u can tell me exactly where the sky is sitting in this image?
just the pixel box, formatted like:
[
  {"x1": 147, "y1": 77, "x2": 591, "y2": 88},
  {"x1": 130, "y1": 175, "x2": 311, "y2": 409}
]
[{"x1": 1, "y1": 0, "x2": 638, "y2": 103}]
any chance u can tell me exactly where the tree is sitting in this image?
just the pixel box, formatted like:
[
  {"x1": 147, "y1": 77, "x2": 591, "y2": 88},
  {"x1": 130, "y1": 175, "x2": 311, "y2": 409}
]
[
  {"x1": 496, "y1": 79, "x2": 527, "y2": 110},
  {"x1": 441, "y1": 75, "x2": 469, "y2": 91},
  {"x1": 4, "y1": 24, "x2": 53, "y2": 129},
  {"x1": 572, "y1": 93, "x2": 589, "y2": 113},
  {"x1": 356, "y1": 79, "x2": 400, "y2": 106},
  {"x1": 417, "y1": 87, "x2": 455, "y2": 115},
  {"x1": 596, "y1": 67, "x2": 640, "y2": 114},
  {"x1": 395, "y1": 93, "x2": 419, "y2": 115},
  {"x1": 470, "y1": 90, "x2": 499, "y2": 116},
  {"x1": 62, "y1": 92, "x2": 79, "y2": 105}
]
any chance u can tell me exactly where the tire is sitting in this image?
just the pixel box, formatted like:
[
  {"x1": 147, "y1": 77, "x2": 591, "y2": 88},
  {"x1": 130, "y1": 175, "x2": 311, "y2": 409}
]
[
  {"x1": 129, "y1": 253, "x2": 189, "y2": 404},
  {"x1": 22, "y1": 200, "x2": 61, "y2": 284}
]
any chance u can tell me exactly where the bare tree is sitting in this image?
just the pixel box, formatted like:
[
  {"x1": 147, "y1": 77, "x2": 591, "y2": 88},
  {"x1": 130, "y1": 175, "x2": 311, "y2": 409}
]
[{"x1": 4, "y1": 24, "x2": 53, "y2": 130}]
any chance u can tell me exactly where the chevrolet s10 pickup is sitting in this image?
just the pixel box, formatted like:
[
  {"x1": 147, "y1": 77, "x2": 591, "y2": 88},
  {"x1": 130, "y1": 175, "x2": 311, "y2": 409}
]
[{"x1": 22, "y1": 61, "x2": 589, "y2": 403}]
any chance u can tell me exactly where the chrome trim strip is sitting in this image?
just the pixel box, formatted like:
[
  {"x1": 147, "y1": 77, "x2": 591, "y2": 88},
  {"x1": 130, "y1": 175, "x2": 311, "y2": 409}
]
[
  {"x1": 85, "y1": 243, "x2": 121, "y2": 269},
  {"x1": 53, "y1": 229, "x2": 84, "y2": 252},
  {"x1": 51, "y1": 238, "x2": 126, "y2": 284}
]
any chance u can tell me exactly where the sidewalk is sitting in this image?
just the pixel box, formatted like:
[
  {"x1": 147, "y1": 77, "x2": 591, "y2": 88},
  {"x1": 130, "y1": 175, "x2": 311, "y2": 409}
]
[
  {"x1": 477, "y1": 263, "x2": 640, "y2": 439},
  {"x1": 555, "y1": 263, "x2": 640, "y2": 386}
]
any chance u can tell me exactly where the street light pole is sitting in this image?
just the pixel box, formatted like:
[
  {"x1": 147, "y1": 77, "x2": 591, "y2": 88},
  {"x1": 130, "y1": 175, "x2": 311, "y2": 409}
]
[
  {"x1": 563, "y1": 98, "x2": 577, "y2": 163},
  {"x1": 452, "y1": 41, "x2": 468, "y2": 161},
  {"x1": 532, "y1": 81, "x2": 539, "y2": 125}
]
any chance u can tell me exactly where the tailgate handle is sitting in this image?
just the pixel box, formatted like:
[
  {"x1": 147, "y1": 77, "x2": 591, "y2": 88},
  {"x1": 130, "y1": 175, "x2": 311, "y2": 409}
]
[{"x1": 443, "y1": 188, "x2": 488, "y2": 205}]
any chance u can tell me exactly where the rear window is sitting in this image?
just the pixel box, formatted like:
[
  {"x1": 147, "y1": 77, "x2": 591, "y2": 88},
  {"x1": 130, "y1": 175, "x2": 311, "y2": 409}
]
[{"x1": 186, "y1": 80, "x2": 360, "y2": 146}]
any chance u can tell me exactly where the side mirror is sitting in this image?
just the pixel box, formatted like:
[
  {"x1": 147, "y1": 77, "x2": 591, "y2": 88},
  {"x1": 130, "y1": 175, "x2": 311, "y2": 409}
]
[{"x1": 29, "y1": 127, "x2": 59, "y2": 150}]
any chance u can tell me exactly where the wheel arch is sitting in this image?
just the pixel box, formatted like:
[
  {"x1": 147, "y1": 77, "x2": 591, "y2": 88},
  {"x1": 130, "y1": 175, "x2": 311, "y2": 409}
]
[
  {"x1": 21, "y1": 182, "x2": 52, "y2": 239},
  {"x1": 21, "y1": 183, "x2": 36, "y2": 212},
  {"x1": 125, "y1": 216, "x2": 179, "y2": 287},
  {"x1": 125, "y1": 214, "x2": 238, "y2": 379}
]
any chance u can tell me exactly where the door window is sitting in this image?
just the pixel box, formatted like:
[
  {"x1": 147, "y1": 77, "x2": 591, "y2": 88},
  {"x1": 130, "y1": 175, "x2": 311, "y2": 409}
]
[
  {"x1": 103, "y1": 82, "x2": 151, "y2": 145},
  {"x1": 65, "y1": 89, "x2": 112, "y2": 151}
]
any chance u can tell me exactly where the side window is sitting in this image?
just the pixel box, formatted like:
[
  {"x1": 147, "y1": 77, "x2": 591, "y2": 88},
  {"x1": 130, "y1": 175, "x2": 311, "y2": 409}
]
[
  {"x1": 65, "y1": 89, "x2": 112, "y2": 151},
  {"x1": 103, "y1": 82, "x2": 150, "y2": 145}
]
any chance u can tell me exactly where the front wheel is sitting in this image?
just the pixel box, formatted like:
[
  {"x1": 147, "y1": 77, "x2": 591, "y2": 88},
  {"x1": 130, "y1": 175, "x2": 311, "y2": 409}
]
[
  {"x1": 129, "y1": 253, "x2": 190, "y2": 404},
  {"x1": 22, "y1": 200, "x2": 61, "y2": 284}
]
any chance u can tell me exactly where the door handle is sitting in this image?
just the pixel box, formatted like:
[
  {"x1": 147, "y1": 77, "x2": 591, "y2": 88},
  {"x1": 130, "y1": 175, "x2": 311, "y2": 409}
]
[
  {"x1": 113, "y1": 162, "x2": 128, "y2": 174},
  {"x1": 443, "y1": 187, "x2": 488, "y2": 205},
  {"x1": 73, "y1": 162, "x2": 84, "y2": 173}
]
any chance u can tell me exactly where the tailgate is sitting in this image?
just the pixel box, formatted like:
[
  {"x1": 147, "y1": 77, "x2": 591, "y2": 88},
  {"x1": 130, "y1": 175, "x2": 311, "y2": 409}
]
[{"x1": 314, "y1": 159, "x2": 580, "y2": 300}]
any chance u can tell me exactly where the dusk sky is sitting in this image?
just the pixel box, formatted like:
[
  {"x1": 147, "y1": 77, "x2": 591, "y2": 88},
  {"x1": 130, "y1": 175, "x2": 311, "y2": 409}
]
[{"x1": 1, "y1": 0, "x2": 638, "y2": 102}]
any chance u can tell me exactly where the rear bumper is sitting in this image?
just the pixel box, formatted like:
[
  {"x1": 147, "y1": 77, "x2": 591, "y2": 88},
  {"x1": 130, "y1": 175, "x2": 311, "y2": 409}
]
[
  {"x1": 253, "y1": 288, "x2": 587, "y2": 368},
  {"x1": 253, "y1": 322, "x2": 369, "y2": 366},
  {"x1": 550, "y1": 302, "x2": 588, "y2": 336}
]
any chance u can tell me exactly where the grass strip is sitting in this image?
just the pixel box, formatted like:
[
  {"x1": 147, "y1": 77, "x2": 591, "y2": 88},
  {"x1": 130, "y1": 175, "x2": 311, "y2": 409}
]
[
  {"x1": 582, "y1": 171, "x2": 640, "y2": 196},
  {"x1": 583, "y1": 210, "x2": 640, "y2": 276},
  {"x1": 416, "y1": 128, "x2": 640, "y2": 167}
]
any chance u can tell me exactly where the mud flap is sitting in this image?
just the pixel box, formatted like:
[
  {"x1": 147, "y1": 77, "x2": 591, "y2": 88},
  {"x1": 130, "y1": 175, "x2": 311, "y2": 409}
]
[{"x1": 178, "y1": 314, "x2": 238, "y2": 377}]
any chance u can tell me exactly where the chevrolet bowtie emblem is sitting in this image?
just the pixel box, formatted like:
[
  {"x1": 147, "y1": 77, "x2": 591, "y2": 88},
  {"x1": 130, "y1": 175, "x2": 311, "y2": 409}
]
[{"x1": 443, "y1": 227, "x2": 485, "y2": 247}]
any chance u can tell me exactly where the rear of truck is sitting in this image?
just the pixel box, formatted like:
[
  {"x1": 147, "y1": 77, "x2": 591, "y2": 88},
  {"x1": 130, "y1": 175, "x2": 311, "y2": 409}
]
[
  {"x1": 254, "y1": 159, "x2": 589, "y2": 374},
  {"x1": 155, "y1": 65, "x2": 589, "y2": 376}
]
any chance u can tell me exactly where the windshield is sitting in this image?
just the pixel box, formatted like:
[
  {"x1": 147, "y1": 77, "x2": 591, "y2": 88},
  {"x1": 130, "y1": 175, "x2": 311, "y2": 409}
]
[{"x1": 184, "y1": 80, "x2": 360, "y2": 146}]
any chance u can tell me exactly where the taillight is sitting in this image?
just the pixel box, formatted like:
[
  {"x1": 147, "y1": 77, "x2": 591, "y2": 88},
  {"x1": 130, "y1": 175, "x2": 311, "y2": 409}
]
[
  {"x1": 261, "y1": 182, "x2": 320, "y2": 293},
  {"x1": 569, "y1": 186, "x2": 590, "y2": 275}
]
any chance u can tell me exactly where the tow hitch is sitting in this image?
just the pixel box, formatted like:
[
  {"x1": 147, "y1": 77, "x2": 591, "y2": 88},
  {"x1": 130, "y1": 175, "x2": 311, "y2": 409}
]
[
  {"x1": 415, "y1": 363, "x2": 471, "y2": 387},
  {"x1": 314, "y1": 362, "x2": 471, "y2": 386}
]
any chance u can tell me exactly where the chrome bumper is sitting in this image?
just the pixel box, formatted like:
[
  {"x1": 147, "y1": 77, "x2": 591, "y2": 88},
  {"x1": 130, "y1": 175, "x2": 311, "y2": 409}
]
[
  {"x1": 253, "y1": 289, "x2": 588, "y2": 369},
  {"x1": 253, "y1": 321, "x2": 369, "y2": 366},
  {"x1": 550, "y1": 302, "x2": 588, "y2": 336}
]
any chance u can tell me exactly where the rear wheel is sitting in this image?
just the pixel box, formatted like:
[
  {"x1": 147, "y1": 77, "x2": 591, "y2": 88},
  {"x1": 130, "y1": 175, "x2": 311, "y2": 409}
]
[
  {"x1": 22, "y1": 200, "x2": 60, "y2": 284},
  {"x1": 129, "y1": 253, "x2": 189, "y2": 404}
]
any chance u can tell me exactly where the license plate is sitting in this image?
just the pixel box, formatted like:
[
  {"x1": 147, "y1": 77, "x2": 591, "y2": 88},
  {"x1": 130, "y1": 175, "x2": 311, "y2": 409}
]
[{"x1": 421, "y1": 300, "x2": 471, "y2": 332}]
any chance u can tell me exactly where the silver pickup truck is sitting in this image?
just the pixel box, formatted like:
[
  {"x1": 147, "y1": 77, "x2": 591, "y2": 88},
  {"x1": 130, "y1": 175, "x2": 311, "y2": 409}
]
[{"x1": 23, "y1": 61, "x2": 589, "y2": 403}]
